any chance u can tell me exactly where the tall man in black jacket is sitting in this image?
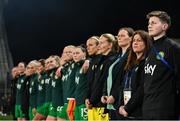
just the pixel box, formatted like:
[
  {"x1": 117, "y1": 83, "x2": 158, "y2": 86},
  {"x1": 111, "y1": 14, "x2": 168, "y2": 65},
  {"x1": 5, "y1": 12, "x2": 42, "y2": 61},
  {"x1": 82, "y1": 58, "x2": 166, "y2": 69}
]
[{"x1": 143, "y1": 10, "x2": 180, "y2": 119}]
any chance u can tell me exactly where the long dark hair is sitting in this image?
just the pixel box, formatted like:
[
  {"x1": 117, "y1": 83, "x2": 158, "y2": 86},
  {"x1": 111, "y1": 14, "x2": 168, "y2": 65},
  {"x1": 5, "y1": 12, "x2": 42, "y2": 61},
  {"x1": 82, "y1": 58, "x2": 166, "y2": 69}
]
[{"x1": 124, "y1": 30, "x2": 152, "y2": 71}]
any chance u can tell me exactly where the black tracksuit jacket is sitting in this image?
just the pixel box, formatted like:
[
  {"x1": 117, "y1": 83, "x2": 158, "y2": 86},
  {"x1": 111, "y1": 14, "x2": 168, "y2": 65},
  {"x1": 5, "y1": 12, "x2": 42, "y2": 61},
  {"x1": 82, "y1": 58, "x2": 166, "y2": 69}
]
[
  {"x1": 87, "y1": 52, "x2": 117, "y2": 107},
  {"x1": 143, "y1": 36, "x2": 180, "y2": 119},
  {"x1": 103, "y1": 51, "x2": 129, "y2": 109},
  {"x1": 120, "y1": 59, "x2": 145, "y2": 119}
]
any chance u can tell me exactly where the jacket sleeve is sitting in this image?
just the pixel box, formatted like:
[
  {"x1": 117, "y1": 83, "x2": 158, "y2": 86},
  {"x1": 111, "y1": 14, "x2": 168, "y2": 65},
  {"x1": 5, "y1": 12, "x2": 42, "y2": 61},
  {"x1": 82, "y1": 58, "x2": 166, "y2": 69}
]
[
  {"x1": 173, "y1": 42, "x2": 180, "y2": 90},
  {"x1": 86, "y1": 62, "x2": 93, "y2": 99},
  {"x1": 89, "y1": 66, "x2": 104, "y2": 105},
  {"x1": 172, "y1": 41, "x2": 180, "y2": 116},
  {"x1": 111, "y1": 60, "x2": 126, "y2": 109},
  {"x1": 90, "y1": 56, "x2": 114, "y2": 105}
]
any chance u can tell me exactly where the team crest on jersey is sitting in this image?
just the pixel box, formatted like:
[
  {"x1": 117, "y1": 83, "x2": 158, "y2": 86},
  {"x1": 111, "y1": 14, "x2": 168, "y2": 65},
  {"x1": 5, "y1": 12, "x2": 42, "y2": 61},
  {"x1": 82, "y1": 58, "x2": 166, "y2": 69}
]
[
  {"x1": 75, "y1": 77, "x2": 80, "y2": 84},
  {"x1": 29, "y1": 88, "x2": 32, "y2": 93},
  {"x1": 17, "y1": 84, "x2": 21, "y2": 89},
  {"x1": 21, "y1": 79, "x2": 24, "y2": 83},
  {"x1": 38, "y1": 75, "x2": 41, "y2": 80},
  {"x1": 145, "y1": 57, "x2": 149, "y2": 62},
  {"x1": 100, "y1": 64, "x2": 103, "y2": 71},
  {"x1": 92, "y1": 65, "x2": 94, "y2": 70},
  {"x1": 156, "y1": 51, "x2": 165, "y2": 60},
  {"x1": 41, "y1": 79, "x2": 44, "y2": 84},
  {"x1": 135, "y1": 67, "x2": 139, "y2": 72},
  {"x1": 31, "y1": 81, "x2": 34, "y2": 86},
  {"x1": 68, "y1": 68, "x2": 72, "y2": 75},
  {"x1": 45, "y1": 78, "x2": 50, "y2": 84}
]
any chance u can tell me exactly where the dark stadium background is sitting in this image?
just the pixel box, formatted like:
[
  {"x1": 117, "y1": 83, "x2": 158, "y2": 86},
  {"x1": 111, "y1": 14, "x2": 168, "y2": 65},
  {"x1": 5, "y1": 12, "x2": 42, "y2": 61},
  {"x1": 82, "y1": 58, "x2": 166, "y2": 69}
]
[{"x1": 3, "y1": 0, "x2": 180, "y2": 65}]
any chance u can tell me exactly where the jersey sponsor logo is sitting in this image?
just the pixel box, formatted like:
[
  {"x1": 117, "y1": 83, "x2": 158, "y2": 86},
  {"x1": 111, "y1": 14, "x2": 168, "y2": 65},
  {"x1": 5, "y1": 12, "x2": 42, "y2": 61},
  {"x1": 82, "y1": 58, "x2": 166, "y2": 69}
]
[
  {"x1": 62, "y1": 75, "x2": 65, "y2": 81},
  {"x1": 52, "y1": 80, "x2": 56, "y2": 87},
  {"x1": 144, "y1": 63, "x2": 156, "y2": 76},
  {"x1": 45, "y1": 78, "x2": 50, "y2": 84},
  {"x1": 38, "y1": 85, "x2": 43, "y2": 91},
  {"x1": 75, "y1": 77, "x2": 80, "y2": 84},
  {"x1": 62, "y1": 75, "x2": 68, "y2": 81}
]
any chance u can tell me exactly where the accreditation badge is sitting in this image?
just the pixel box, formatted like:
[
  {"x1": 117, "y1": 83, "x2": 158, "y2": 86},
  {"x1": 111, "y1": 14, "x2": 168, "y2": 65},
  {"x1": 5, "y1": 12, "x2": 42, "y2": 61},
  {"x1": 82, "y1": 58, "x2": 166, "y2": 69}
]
[{"x1": 123, "y1": 89, "x2": 131, "y2": 105}]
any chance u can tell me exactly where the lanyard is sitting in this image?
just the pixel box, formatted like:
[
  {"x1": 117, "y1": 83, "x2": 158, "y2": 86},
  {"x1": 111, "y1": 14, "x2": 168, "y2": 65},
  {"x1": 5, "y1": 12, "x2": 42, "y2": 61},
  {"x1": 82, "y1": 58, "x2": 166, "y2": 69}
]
[{"x1": 124, "y1": 66, "x2": 137, "y2": 89}]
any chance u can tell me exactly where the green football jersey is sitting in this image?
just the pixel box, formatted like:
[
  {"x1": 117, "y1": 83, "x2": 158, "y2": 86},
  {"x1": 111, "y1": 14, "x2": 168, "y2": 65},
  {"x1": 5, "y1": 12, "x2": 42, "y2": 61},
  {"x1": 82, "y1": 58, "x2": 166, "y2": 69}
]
[
  {"x1": 61, "y1": 61, "x2": 77, "y2": 103},
  {"x1": 74, "y1": 61, "x2": 88, "y2": 106},
  {"x1": 51, "y1": 74, "x2": 63, "y2": 107},
  {"x1": 15, "y1": 74, "x2": 27, "y2": 105},
  {"x1": 37, "y1": 72, "x2": 46, "y2": 107},
  {"x1": 29, "y1": 73, "x2": 38, "y2": 108},
  {"x1": 45, "y1": 69, "x2": 56, "y2": 102}
]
